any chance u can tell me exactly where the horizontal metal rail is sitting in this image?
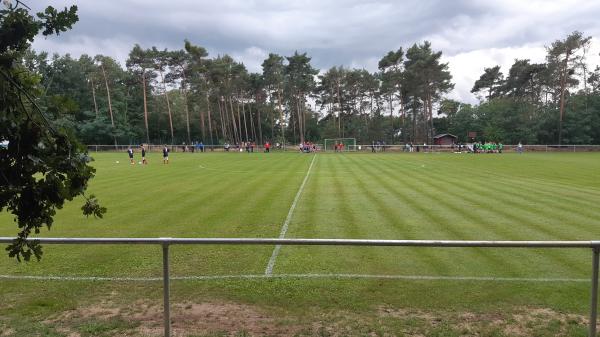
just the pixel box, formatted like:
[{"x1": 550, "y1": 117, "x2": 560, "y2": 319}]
[
  {"x1": 1, "y1": 237, "x2": 600, "y2": 247},
  {"x1": 1, "y1": 237, "x2": 599, "y2": 336}
]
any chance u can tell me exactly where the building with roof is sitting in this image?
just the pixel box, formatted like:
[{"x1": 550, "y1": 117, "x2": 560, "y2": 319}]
[{"x1": 433, "y1": 134, "x2": 458, "y2": 146}]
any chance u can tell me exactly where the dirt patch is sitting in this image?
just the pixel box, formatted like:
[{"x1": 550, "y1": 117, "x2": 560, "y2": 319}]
[
  {"x1": 378, "y1": 305, "x2": 589, "y2": 336},
  {"x1": 0, "y1": 327, "x2": 15, "y2": 336},
  {"x1": 54, "y1": 326, "x2": 81, "y2": 337},
  {"x1": 135, "y1": 301, "x2": 299, "y2": 336},
  {"x1": 45, "y1": 298, "x2": 120, "y2": 323},
  {"x1": 49, "y1": 300, "x2": 301, "y2": 336},
  {"x1": 40, "y1": 302, "x2": 592, "y2": 337}
]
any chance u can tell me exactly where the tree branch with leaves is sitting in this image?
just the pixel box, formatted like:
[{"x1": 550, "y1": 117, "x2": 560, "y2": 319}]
[{"x1": 0, "y1": 1, "x2": 106, "y2": 261}]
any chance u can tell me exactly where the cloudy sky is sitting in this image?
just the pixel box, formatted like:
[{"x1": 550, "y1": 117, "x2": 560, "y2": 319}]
[{"x1": 29, "y1": 0, "x2": 600, "y2": 103}]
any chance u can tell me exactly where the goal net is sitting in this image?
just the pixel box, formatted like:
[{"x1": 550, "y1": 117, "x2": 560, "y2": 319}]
[{"x1": 323, "y1": 138, "x2": 357, "y2": 152}]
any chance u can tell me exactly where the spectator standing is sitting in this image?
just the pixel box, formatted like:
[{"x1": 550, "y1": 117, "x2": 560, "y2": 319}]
[{"x1": 163, "y1": 145, "x2": 169, "y2": 164}]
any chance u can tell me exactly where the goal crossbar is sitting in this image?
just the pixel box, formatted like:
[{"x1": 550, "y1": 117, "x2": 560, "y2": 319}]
[{"x1": 323, "y1": 138, "x2": 356, "y2": 151}]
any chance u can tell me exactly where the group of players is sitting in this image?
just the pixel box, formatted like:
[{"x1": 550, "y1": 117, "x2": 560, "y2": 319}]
[
  {"x1": 127, "y1": 145, "x2": 170, "y2": 165},
  {"x1": 300, "y1": 142, "x2": 318, "y2": 153},
  {"x1": 471, "y1": 142, "x2": 504, "y2": 153},
  {"x1": 223, "y1": 141, "x2": 273, "y2": 152},
  {"x1": 127, "y1": 141, "x2": 278, "y2": 164}
]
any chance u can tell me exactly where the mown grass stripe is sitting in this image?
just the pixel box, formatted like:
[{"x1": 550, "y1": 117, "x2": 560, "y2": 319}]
[
  {"x1": 0, "y1": 273, "x2": 589, "y2": 283},
  {"x1": 265, "y1": 154, "x2": 316, "y2": 275}
]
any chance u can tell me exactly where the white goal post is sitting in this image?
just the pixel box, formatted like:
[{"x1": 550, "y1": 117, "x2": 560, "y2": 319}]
[{"x1": 323, "y1": 138, "x2": 357, "y2": 152}]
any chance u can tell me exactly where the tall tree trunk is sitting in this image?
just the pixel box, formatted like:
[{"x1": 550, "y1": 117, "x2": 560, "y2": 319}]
[
  {"x1": 100, "y1": 63, "x2": 117, "y2": 148},
  {"x1": 336, "y1": 80, "x2": 342, "y2": 137},
  {"x1": 241, "y1": 94, "x2": 249, "y2": 141},
  {"x1": 329, "y1": 101, "x2": 334, "y2": 133},
  {"x1": 217, "y1": 97, "x2": 227, "y2": 142},
  {"x1": 277, "y1": 84, "x2": 284, "y2": 142},
  {"x1": 389, "y1": 94, "x2": 394, "y2": 143},
  {"x1": 224, "y1": 96, "x2": 232, "y2": 143},
  {"x1": 412, "y1": 97, "x2": 417, "y2": 143},
  {"x1": 221, "y1": 96, "x2": 229, "y2": 142},
  {"x1": 358, "y1": 92, "x2": 373, "y2": 136},
  {"x1": 181, "y1": 70, "x2": 191, "y2": 145},
  {"x1": 226, "y1": 98, "x2": 232, "y2": 142},
  {"x1": 90, "y1": 77, "x2": 99, "y2": 118},
  {"x1": 229, "y1": 96, "x2": 239, "y2": 144},
  {"x1": 398, "y1": 91, "x2": 406, "y2": 143},
  {"x1": 558, "y1": 50, "x2": 570, "y2": 145},
  {"x1": 256, "y1": 99, "x2": 263, "y2": 144},
  {"x1": 124, "y1": 87, "x2": 129, "y2": 126},
  {"x1": 302, "y1": 94, "x2": 306, "y2": 141},
  {"x1": 159, "y1": 71, "x2": 174, "y2": 145},
  {"x1": 141, "y1": 72, "x2": 149, "y2": 144},
  {"x1": 236, "y1": 95, "x2": 243, "y2": 142},
  {"x1": 330, "y1": 86, "x2": 336, "y2": 134},
  {"x1": 296, "y1": 94, "x2": 304, "y2": 144},
  {"x1": 290, "y1": 102, "x2": 297, "y2": 143},
  {"x1": 199, "y1": 105, "x2": 206, "y2": 143},
  {"x1": 249, "y1": 102, "x2": 257, "y2": 144},
  {"x1": 583, "y1": 48, "x2": 589, "y2": 128},
  {"x1": 269, "y1": 103, "x2": 274, "y2": 141},
  {"x1": 206, "y1": 93, "x2": 214, "y2": 145},
  {"x1": 428, "y1": 89, "x2": 434, "y2": 145},
  {"x1": 422, "y1": 96, "x2": 428, "y2": 145}
]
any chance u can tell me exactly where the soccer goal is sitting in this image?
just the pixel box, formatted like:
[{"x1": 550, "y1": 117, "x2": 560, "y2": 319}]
[{"x1": 323, "y1": 138, "x2": 357, "y2": 152}]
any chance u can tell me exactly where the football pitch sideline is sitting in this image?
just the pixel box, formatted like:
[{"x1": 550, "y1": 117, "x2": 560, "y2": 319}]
[{"x1": 2, "y1": 151, "x2": 600, "y2": 335}]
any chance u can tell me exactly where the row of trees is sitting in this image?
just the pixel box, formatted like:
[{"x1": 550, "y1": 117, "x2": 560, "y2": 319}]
[
  {"x1": 23, "y1": 31, "x2": 600, "y2": 146},
  {"x1": 449, "y1": 31, "x2": 598, "y2": 144},
  {"x1": 24, "y1": 40, "x2": 454, "y2": 146}
]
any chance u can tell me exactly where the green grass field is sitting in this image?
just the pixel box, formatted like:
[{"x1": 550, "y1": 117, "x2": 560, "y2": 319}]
[{"x1": 2, "y1": 151, "x2": 600, "y2": 336}]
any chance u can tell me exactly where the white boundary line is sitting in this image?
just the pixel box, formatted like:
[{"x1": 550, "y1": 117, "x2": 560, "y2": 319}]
[
  {"x1": 265, "y1": 154, "x2": 317, "y2": 275},
  {"x1": 0, "y1": 273, "x2": 588, "y2": 283}
]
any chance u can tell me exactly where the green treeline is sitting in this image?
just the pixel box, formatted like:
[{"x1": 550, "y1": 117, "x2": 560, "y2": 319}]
[{"x1": 26, "y1": 31, "x2": 600, "y2": 145}]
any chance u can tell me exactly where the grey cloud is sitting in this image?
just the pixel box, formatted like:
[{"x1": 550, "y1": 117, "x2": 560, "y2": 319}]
[{"x1": 30, "y1": 0, "x2": 600, "y2": 103}]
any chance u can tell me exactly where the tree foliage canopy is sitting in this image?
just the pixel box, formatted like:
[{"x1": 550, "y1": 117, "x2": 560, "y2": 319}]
[{"x1": 1, "y1": 2, "x2": 105, "y2": 261}]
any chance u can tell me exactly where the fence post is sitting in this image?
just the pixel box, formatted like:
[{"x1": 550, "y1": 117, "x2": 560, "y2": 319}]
[
  {"x1": 162, "y1": 242, "x2": 171, "y2": 337},
  {"x1": 590, "y1": 247, "x2": 599, "y2": 337}
]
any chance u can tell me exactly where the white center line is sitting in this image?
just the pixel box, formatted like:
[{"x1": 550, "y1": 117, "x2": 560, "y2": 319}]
[
  {"x1": 265, "y1": 154, "x2": 317, "y2": 275},
  {"x1": 0, "y1": 273, "x2": 587, "y2": 283}
]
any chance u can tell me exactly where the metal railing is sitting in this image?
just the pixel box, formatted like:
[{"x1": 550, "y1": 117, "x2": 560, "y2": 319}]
[
  {"x1": 347, "y1": 144, "x2": 600, "y2": 153},
  {"x1": 1, "y1": 237, "x2": 600, "y2": 337},
  {"x1": 86, "y1": 144, "x2": 600, "y2": 153},
  {"x1": 86, "y1": 144, "x2": 293, "y2": 153}
]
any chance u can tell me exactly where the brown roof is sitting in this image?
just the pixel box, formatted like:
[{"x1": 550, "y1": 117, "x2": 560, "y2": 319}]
[{"x1": 433, "y1": 133, "x2": 457, "y2": 139}]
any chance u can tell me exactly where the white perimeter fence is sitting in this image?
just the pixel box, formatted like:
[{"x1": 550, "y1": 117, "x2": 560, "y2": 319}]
[
  {"x1": 1, "y1": 237, "x2": 600, "y2": 337},
  {"x1": 86, "y1": 144, "x2": 600, "y2": 153}
]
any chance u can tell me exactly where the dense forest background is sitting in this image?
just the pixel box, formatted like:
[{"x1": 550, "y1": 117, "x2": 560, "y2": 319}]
[{"x1": 24, "y1": 31, "x2": 600, "y2": 145}]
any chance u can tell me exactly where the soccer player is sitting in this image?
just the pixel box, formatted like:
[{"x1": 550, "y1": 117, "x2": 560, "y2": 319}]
[
  {"x1": 163, "y1": 145, "x2": 169, "y2": 164},
  {"x1": 140, "y1": 145, "x2": 147, "y2": 164},
  {"x1": 265, "y1": 141, "x2": 271, "y2": 153},
  {"x1": 127, "y1": 147, "x2": 134, "y2": 165}
]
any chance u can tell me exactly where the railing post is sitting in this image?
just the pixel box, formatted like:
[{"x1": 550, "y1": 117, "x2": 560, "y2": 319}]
[
  {"x1": 162, "y1": 242, "x2": 171, "y2": 337},
  {"x1": 590, "y1": 247, "x2": 599, "y2": 337}
]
